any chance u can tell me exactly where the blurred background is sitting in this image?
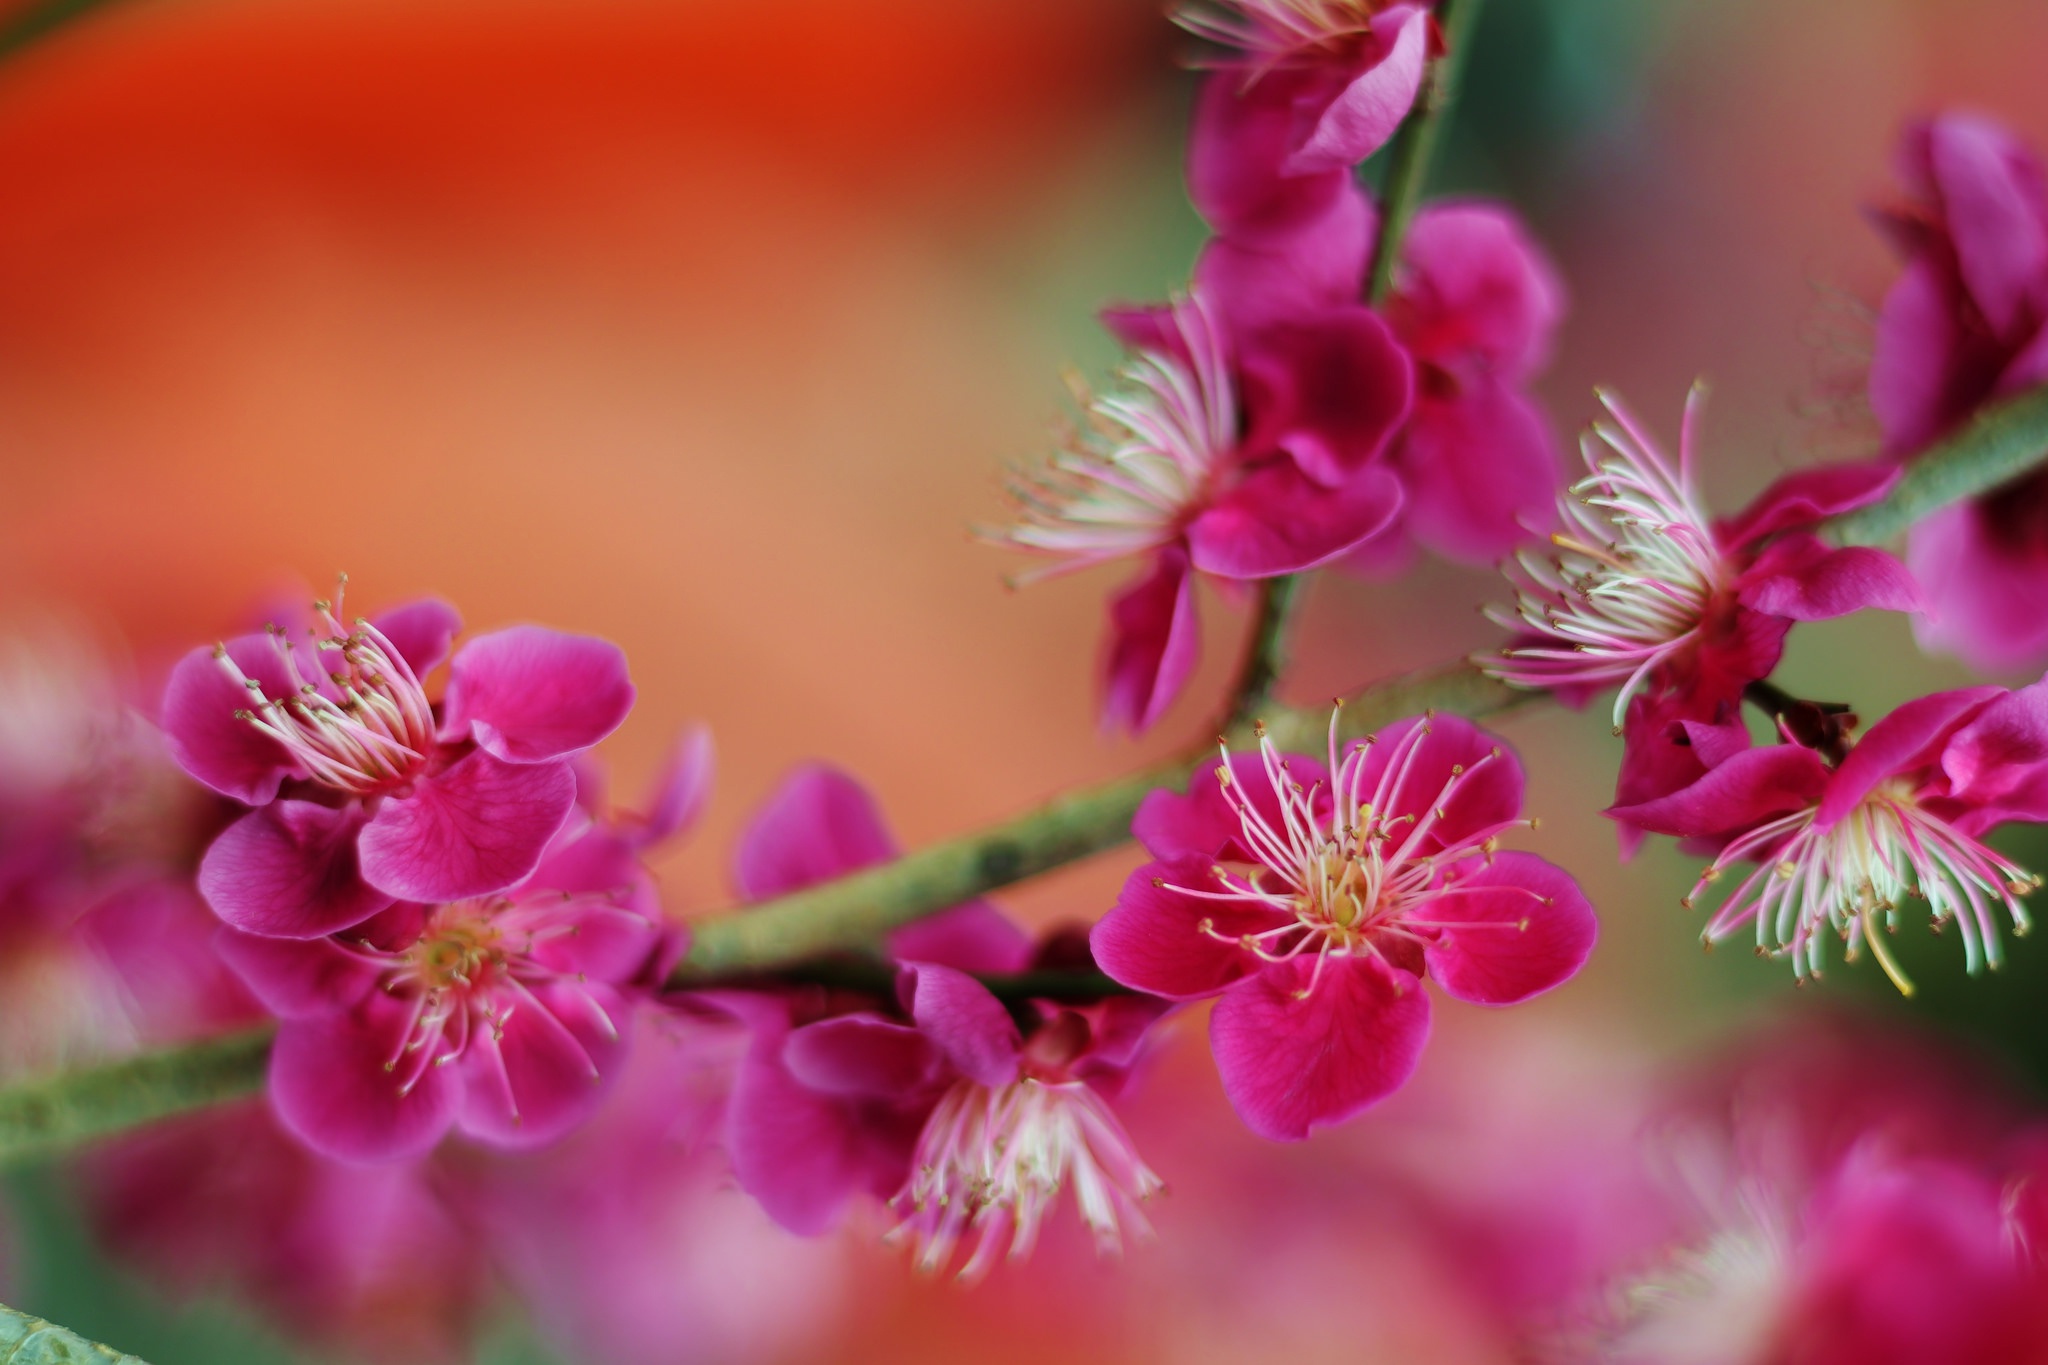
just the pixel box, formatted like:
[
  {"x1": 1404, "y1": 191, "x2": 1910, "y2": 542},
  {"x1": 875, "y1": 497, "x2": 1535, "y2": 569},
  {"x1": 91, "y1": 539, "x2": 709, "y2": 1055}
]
[{"x1": 3, "y1": 0, "x2": 2048, "y2": 1360}]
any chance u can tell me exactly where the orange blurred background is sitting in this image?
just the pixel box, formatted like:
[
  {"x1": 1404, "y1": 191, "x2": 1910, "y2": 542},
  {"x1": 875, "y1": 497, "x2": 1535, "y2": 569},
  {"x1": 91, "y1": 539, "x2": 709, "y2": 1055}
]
[{"x1": 4, "y1": 0, "x2": 2048, "y2": 1359}]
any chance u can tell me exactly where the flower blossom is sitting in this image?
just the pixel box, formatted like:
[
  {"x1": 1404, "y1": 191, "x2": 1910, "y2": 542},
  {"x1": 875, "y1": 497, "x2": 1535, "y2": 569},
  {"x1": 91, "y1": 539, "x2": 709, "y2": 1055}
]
[
  {"x1": 998, "y1": 292, "x2": 1408, "y2": 731},
  {"x1": 1092, "y1": 708, "x2": 1596, "y2": 1140},
  {"x1": 1869, "y1": 112, "x2": 2048, "y2": 671},
  {"x1": 711, "y1": 765, "x2": 1165, "y2": 1274},
  {"x1": 1481, "y1": 388, "x2": 1920, "y2": 835},
  {"x1": 163, "y1": 583, "x2": 634, "y2": 937},
  {"x1": 216, "y1": 734, "x2": 708, "y2": 1161},
  {"x1": 1178, "y1": 2, "x2": 1435, "y2": 178},
  {"x1": 1609, "y1": 682, "x2": 2048, "y2": 993}
]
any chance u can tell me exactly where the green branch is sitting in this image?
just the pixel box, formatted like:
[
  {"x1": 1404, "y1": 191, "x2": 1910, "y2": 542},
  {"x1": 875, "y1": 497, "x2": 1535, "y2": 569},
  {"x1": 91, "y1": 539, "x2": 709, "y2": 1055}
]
[
  {"x1": 0, "y1": 1302, "x2": 150, "y2": 1364},
  {"x1": 0, "y1": 1027, "x2": 271, "y2": 1167},
  {"x1": 1365, "y1": 0, "x2": 1488, "y2": 307},
  {"x1": 1824, "y1": 382, "x2": 2048, "y2": 548}
]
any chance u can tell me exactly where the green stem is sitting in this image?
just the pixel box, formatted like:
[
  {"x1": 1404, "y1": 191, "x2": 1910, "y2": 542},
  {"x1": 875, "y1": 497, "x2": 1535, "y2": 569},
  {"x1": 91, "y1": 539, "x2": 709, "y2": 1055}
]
[
  {"x1": 1226, "y1": 575, "x2": 1305, "y2": 725},
  {"x1": 1823, "y1": 382, "x2": 2048, "y2": 548},
  {"x1": 0, "y1": 1302, "x2": 150, "y2": 1364},
  {"x1": 1365, "y1": 0, "x2": 1488, "y2": 306},
  {"x1": 0, "y1": 1027, "x2": 271, "y2": 1167},
  {"x1": 0, "y1": 0, "x2": 133, "y2": 64}
]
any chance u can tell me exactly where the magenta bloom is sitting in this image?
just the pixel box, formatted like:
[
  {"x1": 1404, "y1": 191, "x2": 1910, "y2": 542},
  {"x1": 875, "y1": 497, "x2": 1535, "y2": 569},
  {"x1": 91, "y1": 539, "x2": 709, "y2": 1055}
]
[
  {"x1": 999, "y1": 292, "x2": 1409, "y2": 731},
  {"x1": 81, "y1": 1104, "x2": 490, "y2": 1362},
  {"x1": 1179, "y1": 3, "x2": 1434, "y2": 179},
  {"x1": 1870, "y1": 113, "x2": 2048, "y2": 670},
  {"x1": 1092, "y1": 710, "x2": 1596, "y2": 1140},
  {"x1": 1610, "y1": 682, "x2": 2048, "y2": 991},
  {"x1": 1483, "y1": 388, "x2": 1920, "y2": 831},
  {"x1": 163, "y1": 585, "x2": 634, "y2": 937},
  {"x1": 216, "y1": 738, "x2": 706, "y2": 1162}
]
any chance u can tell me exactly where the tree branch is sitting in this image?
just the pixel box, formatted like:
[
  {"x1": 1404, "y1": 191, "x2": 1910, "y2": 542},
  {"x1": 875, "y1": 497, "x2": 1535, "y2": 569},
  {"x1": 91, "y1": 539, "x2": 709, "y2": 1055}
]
[
  {"x1": 0, "y1": 1027, "x2": 271, "y2": 1167},
  {"x1": 0, "y1": 1301, "x2": 151, "y2": 1364},
  {"x1": 1365, "y1": 0, "x2": 1488, "y2": 307},
  {"x1": 1824, "y1": 382, "x2": 2048, "y2": 548}
]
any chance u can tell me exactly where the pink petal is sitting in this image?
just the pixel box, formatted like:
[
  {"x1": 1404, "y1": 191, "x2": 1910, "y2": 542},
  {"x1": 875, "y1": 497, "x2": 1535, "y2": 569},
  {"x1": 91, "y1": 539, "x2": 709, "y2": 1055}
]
[
  {"x1": 1870, "y1": 255, "x2": 1977, "y2": 456},
  {"x1": 1236, "y1": 307, "x2": 1413, "y2": 488},
  {"x1": 525, "y1": 884, "x2": 663, "y2": 985},
  {"x1": 358, "y1": 750, "x2": 578, "y2": 903},
  {"x1": 1926, "y1": 113, "x2": 2048, "y2": 339},
  {"x1": 1132, "y1": 752, "x2": 1333, "y2": 863},
  {"x1": 1285, "y1": 5, "x2": 1430, "y2": 174},
  {"x1": 1942, "y1": 678, "x2": 2048, "y2": 805},
  {"x1": 1193, "y1": 184, "x2": 1371, "y2": 329},
  {"x1": 783, "y1": 1015, "x2": 940, "y2": 1099},
  {"x1": 455, "y1": 980, "x2": 629, "y2": 1148},
  {"x1": 215, "y1": 926, "x2": 379, "y2": 1018},
  {"x1": 198, "y1": 801, "x2": 394, "y2": 939},
  {"x1": 1394, "y1": 383, "x2": 1563, "y2": 565},
  {"x1": 885, "y1": 902, "x2": 1033, "y2": 975},
  {"x1": 1737, "y1": 541, "x2": 1924, "y2": 621},
  {"x1": 1421, "y1": 852, "x2": 1597, "y2": 1005},
  {"x1": 269, "y1": 997, "x2": 459, "y2": 1163},
  {"x1": 1908, "y1": 501, "x2": 2048, "y2": 672},
  {"x1": 1393, "y1": 202, "x2": 1566, "y2": 380},
  {"x1": 1209, "y1": 955, "x2": 1430, "y2": 1141},
  {"x1": 369, "y1": 598, "x2": 462, "y2": 678},
  {"x1": 1345, "y1": 715, "x2": 1526, "y2": 850},
  {"x1": 1099, "y1": 301, "x2": 1180, "y2": 357},
  {"x1": 160, "y1": 637, "x2": 300, "y2": 805},
  {"x1": 904, "y1": 963, "x2": 1021, "y2": 1088},
  {"x1": 443, "y1": 626, "x2": 635, "y2": 763},
  {"x1": 1823, "y1": 687, "x2": 2007, "y2": 825},
  {"x1": 1091, "y1": 858, "x2": 1272, "y2": 1001},
  {"x1": 1188, "y1": 67, "x2": 1354, "y2": 238},
  {"x1": 1609, "y1": 744, "x2": 1830, "y2": 840},
  {"x1": 1187, "y1": 461, "x2": 1404, "y2": 579},
  {"x1": 1102, "y1": 546, "x2": 1201, "y2": 733},
  {"x1": 631, "y1": 725, "x2": 714, "y2": 849},
  {"x1": 734, "y1": 763, "x2": 896, "y2": 901},
  {"x1": 1718, "y1": 462, "x2": 1901, "y2": 548}
]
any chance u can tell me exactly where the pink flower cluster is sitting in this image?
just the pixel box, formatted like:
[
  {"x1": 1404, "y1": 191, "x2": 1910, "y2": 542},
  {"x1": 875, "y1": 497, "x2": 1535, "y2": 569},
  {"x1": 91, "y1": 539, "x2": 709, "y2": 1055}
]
[{"x1": 997, "y1": 3, "x2": 1567, "y2": 731}]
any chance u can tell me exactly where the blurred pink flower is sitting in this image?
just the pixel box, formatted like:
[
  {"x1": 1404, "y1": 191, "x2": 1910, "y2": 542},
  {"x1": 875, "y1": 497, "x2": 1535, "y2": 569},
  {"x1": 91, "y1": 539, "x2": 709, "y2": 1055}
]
[
  {"x1": 216, "y1": 735, "x2": 706, "y2": 1162},
  {"x1": 1610, "y1": 681, "x2": 2048, "y2": 991},
  {"x1": 1870, "y1": 112, "x2": 2048, "y2": 671},
  {"x1": 1483, "y1": 388, "x2": 1919, "y2": 845},
  {"x1": 163, "y1": 586, "x2": 634, "y2": 935},
  {"x1": 81, "y1": 1103, "x2": 490, "y2": 1362},
  {"x1": 1092, "y1": 709, "x2": 1595, "y2": 1139},
  {"x1": 999, "y1": 293, "x2": 1408, "y2": 732}
]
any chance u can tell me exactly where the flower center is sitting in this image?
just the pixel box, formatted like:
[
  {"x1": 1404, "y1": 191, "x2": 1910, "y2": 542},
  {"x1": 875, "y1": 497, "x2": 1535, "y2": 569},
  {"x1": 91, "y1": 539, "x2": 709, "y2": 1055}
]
[
  {"x1": 996, "y1": 294, "x2": 1236, "y2": 582},
  {"x1": 891, "y1": 1076, "x2": 1163, "y2": 1281},
  {"x1": 1484, "y1": 391, "x2": 1728, "y2": 725},
  {"x1": 1689, "y1": 777, "x2": 2040, "y2": 994},
  {"x1": 217, "y1": 581, "x2": 438, "y2": 797}
]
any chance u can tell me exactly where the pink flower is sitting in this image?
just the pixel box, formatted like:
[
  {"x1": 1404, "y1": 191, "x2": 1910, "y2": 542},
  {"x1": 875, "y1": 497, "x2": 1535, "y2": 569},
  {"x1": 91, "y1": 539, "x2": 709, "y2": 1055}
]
[
  {"x1": 1091, "y1": 708, "x2": 1596, "y2": 1140},
  {"x1": 1179, "y1": 3, "x2": 1435, "y2": 181},
  {"x1": 216, "y1": 737, "x2": 707, "y2": 1162},
  {"x1": 1870, "y1": 113, "x2": 2048, "y2": 671},
  {"x1": 998, "y1": 292, "x2": 1408, "y2": 731},
  {"x1": 163, "y1": 583, "x2": 634, "y2": 936},
  {"x1": 80, "y1": 1103, "x2": 490, "y2": 1362},
  {"x1": 1609, "y1": 682, "x2": 2048, "y2": 992},
  {"x1": 1482, "y1": 388, "x2": 1920, "y2": 838}
]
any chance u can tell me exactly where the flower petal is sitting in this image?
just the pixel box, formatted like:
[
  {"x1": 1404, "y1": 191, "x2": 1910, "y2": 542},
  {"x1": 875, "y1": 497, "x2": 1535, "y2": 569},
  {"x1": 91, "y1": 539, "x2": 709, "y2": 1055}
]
[
  {"x1": 369, "y1": 598, "x2": 462, "y2": 678},
  {"x1": 198, "y1": 801, "x2": 394, "y2": 939},
  {"x1": 1344, "y1": 715, "x2": 1526, "y2": 850},
  {"x1": 1870, "y1": 255, "x2": 1979, "y2": 457},
  {"x1": 1193, "y1": 185, "x2": 1372, "y2": 329},
  {"x1": 904, "y1": 963, "x2": 1021, "y2": 1087},
  {"x1": 1422, "y1": 852, "x2": 1597, "y2": 1005},
  {"x1": 1102, "y1": 546, "x2": 1201, "y2": 733},
  {"x1": 734, "y1": 763, "x2": 897, "y2": 901},
  {"x1": 1907, "y1": 500, "x2": 2048, "y2": 672},
  {"x1": 1942, "y1": 678, "x2": 2048, "y2": 807},
  {"x1": 1187, "y1": 461, "x2": 1404, "y2": 579},
  {"x1": 358, "y1": 750, "x2": 578, "y2": 903},
  {"x1": 1209, "y1": 955, "x2": 1430, "y2": 1141},
  {"x1": 1737, "y1": 540, "x2": 1924, "y2": 621},
  {"x1": 1394, "y1": 202, "x2": 1566, "y2": 380},
  {"x1": 269, "y1": 998, "x2": 459, "y2": 1163},
  {"x1": 1823, "y1": 686, "x2": 2007, "y2": 825},
  {"x1": 455, "y1": 980, "x2": 629, "y2": 1148},
  {"x1": 215, "y1": 926, "x2": 379, "y2": 1018},
  {"x1": 160, "y1": 638, "x2": 300, "y2": 805},
  {"x1": 1091, "y1": 857, "x2": 1272, "y2": 1002},
  {"x1": 1188, "y1": 67, "x2": 1354, "y2": 238},
  {"x1": 443, "y1": 626, "x2": 635, "y2": 763},
  {"x1": 1926, "y1": 113, "x2": 2048, "y2": 339},
  {"x1": 1132, "y1": 751, "x2": 1334, "y2": 863},
  {"x1": 1718, "y1": 462, "x2": 1901, "y2": 548},
  {"x1": 1394, "y1": 383, "x2": 1563, "y2": 564},
  {"x1": 1609, "y1": 744, "x2": 1831, "y2": 840},
  {"x1": 783, "y1": 1014, "x2": 940, "y2": 1098},
  {"x1": 1236, "y1": 308, "x2": 1413, "y2": 488},
  {"x1": 631, "y1": 725, "x2": 715, "y2": 849},
  {"x1": 1285, "y1": 5, "x2": 1430, "y2": 174},
  {"x1": 885, "y1": 902, "x2": 1033, "y2": 975}
]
